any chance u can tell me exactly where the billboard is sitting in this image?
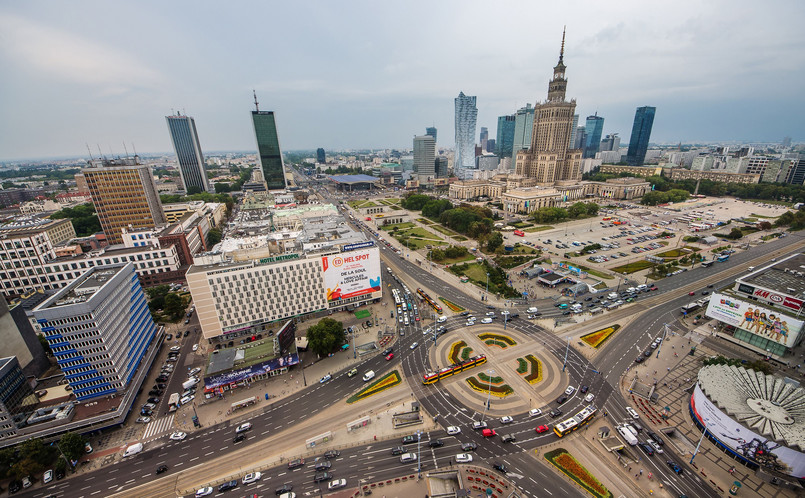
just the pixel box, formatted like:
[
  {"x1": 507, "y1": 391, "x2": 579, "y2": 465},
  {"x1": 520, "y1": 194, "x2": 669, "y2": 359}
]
[
  {"x1": 692, "y1": 385, "x2": 805, "y2": 477},
  {"x1": 321, "y1": 247, "x2": 381, "y2": 302},
  {"x1": 704, "y1": 293, "x2": 803, "y2": 348},
  {"x1": 203, "y1": 352, "x2": 300, "y2": 391}
]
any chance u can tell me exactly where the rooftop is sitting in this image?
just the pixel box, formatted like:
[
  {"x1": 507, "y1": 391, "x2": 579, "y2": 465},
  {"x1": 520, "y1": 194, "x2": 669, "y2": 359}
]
[
  {"x1": 40, "y1": 265, "x2": 126, "y2": 309},
  {"x1": 742, "y1": 253, "x2": 805, "y2": 297}
]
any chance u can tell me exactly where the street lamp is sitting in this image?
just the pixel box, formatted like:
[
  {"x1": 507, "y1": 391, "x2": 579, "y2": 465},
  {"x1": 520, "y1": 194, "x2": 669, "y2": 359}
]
[
  {"x1": 691, "y1": 417, "x2": 710, "y2": 464},
  {"x1": 416, "y1": 430, "x2": 422, "y2": 478},
  {"x1": 485, "y1": 272, "x2": 490, "y2": 300},
  {"x1": 481, "y1": 369, "x2": 495, "y2": 422}
]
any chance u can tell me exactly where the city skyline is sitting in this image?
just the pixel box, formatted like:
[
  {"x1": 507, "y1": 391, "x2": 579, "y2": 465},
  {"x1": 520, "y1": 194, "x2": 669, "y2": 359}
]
[{"x1": 0, "y1": 0, "x2": 803, "y2": 161}]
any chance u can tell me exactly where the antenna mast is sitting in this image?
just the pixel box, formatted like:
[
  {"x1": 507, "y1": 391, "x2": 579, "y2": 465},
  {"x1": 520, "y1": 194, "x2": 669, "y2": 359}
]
[
  {"x1": 253, "y1": 90, "x2": 259, "y2": 112},
  {"x1": 86, "y1": 143, "x2": 95, "y2": 161},
  {"x1": 123, "y1": 141, "x2": 129, "y2": 158}
]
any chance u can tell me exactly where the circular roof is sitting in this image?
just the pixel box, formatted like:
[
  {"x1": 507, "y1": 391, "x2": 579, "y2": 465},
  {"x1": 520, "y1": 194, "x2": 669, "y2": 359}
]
[{"x1": 698, "y1": 365, "x2": 805, "y2": 450}]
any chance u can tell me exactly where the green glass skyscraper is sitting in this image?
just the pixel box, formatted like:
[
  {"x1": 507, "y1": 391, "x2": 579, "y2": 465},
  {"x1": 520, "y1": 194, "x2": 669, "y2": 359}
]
[
  {"x1": 626, "y1": 106, "x2": 656, "y2": 166},
  {"x1": 251, "y1": 92, "x2": 287, "y2": 190}
]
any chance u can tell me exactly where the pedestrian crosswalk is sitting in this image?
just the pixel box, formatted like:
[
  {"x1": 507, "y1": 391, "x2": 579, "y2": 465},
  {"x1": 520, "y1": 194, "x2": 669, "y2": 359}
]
[{"x1": 142, "y1": 414, "x2": 175, "y2": 440}]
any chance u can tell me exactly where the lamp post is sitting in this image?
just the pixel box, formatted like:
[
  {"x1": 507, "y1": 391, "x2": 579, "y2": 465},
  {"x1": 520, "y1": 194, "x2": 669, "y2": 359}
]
[
  {"x1": 481, "y1": 369, "x2": 495, "y2": 421},
  {"x1": 416, "y1": 430, "x2": 422, "y2": 478},
  {"x1": 485, "y1": 272, "x2": 490, "y2": 300},
  {"x1": 691, "y1": 417, "x2": 710, "y2": 464}
]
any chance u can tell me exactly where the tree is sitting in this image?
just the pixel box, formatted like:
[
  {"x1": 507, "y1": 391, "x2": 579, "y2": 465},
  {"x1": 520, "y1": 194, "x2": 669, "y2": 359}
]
[
  {"x1": 50, "y1": 203, "x2": 101, "y2": 237},
  {"x1": 38, "y1": 334, "x2": 51, "y2": 355},
  {"x1": 186, "y1": 186, "x2": 202, "y2": 195},
  {"x1": 486, "y1": 231, "x2": 503, "y2": 252},
  {"x1": 758, "y1": 221, "x2": 772, "y2": 230},
  {"x1": 207, "y1": 228, "x2": 222, "y2": 246},
  {"x1": 401, "y1": 194, "x2": 432, "y2": 211},
  {"x1": 164, "y1": 293, "x2": 185, "y2": 320},
  {"x1": 727, "y1": 228, "x2": 744, "y2": 240},
  {"x1": 59, "y1": 432, "x2": 86, "y2": 462},
  {"x1": 306, "y1": 318, "x2": 345, "y2": 357}
]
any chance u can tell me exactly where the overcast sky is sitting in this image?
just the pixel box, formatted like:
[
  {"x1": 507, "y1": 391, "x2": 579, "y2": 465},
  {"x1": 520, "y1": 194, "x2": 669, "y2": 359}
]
[{"x1": 1, "y1": 0, "x2": 803, "y2": 161}]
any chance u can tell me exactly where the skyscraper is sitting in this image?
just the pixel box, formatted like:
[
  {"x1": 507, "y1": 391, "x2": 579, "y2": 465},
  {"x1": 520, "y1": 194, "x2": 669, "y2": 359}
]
[
  {"x1": 251, "y1": 92, "x2": 288, "y2": 190},
  {"x1": 480, "y1": 127, "x2": 489, "y2": 152},
  {"x1": 426, "y1": 126, "x2": 437, "y2": 142},
  {"x1": 317, "y1": 148, "x2": 326, "y2": 164},
  {"x1": 626, "y1": 106, "x2": 656, "y2": 166},
  {"x1": 600, "y1": 133, "x2": 620, "y2": 152},
  {"x1": 496, "y1": 115, "x2": 516, "y2": 158},
  {"x1": 569, "y1": 114, "x2": 579, "y2": 151},
  {"x1": 515, "y1": 28, "x2": 582, "y2": 184},
  {"x1": 454, "y1": 92, "x2": 478, "y2": 180},
  {"x1": 413, "y1": 135, "x2": 436, "y2": 181},
  {"x1": 83, "y1": 157, "x2": 166, "y2": 245},
  {"x1": 512, "y1": 104, "x2": 535, "y2": 154},
  {"x1": 583, "y1": 114, "x2": 604, "y2": 159},
  {"x1": 166, "y1": 113, "x2": 211, "y2": 194}
]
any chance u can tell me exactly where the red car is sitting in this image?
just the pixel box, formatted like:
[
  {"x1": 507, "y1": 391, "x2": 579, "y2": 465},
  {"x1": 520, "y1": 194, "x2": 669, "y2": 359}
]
[
  {"x1": 688, "y1": 291, "x2": 695, "y2": 296},
  {"x1": 482, "y1": 428, "x2": 497, "y2": 437},
  {"x1": 536, "y1": 425, "x2": 550, "y2": 433},
  {"x1": 385, "y1": 353, "x2": 394, "y2": 361}
]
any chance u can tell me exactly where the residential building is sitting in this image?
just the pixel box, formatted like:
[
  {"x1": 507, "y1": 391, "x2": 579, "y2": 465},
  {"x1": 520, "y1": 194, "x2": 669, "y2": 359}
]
[
  {"x1": 33, "y1": 263, "x2": 158, "y2": 401},
  {"x1": 495, "y1": 115, "x2": 516, "y2": 158},
  {"x1": 317, "y1": 148, "x2": 326, "y2": 164},
  {"x1": 476, "y1": 154, "x2": 499, "y2": 171},
  {"x1": 599, "y1": 165, "x2": 663, "y2": 178},
  {"x1": 512, "y1": 104, "x2": 534, "y2": 154},
  {"x1": 82, "y1": 157, "x2": 166, "y2": 245},
  {"x1": 413, "y1": 135, "x2": 436, "y2": 181},
  {"x1": 0, "y1": 188, "x2": 48, "y2": 209},
  {"x1": 666, "y1": 168, "x2": 760, "y2": 184},
  {"x1": 583, "y1": 114, "x2": 604, "y2": 159},
  {"x1": 626, "y1": 106, "x2": 656, "y2": 166},
  {"x1": 251, "y1": 93, "x2": 288, "y2": 190},
  {"x1": 785, "y1": 158, "x2": 805, "y2": 185},
  {"x1": 454, "y1": 92, "x2": 478, "y2": 180},
  {"x1": 165, "y1": 113, "x2": 211, "y2": 193},
  {"x1": 515, "y1": 29, "x2": 583, "y2": 184},
  {"x1": 425, "y1": 126, "x2": 437, "y2": 142}
]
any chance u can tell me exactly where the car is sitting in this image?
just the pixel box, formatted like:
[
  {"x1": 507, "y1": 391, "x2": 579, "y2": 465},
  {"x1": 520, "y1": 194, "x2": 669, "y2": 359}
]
[
  {"x1": 556, "y1": 396, "x2": 567, "y2": 404},
  {"x1": 584, "y1": 393, "x2": 595, "y2": 403},
  {"x1": 382, "y1": 347, "x2": 394, "y2": 356},
  {"x1": 236, "y1": 422, "x2": 252, "y2": 433},
  {"x1": 482, "y1": 428, "x2": 497, "y2": 437},
  {"x1": 647, "y1": 440, "x2": 664, "y2": 454},
  {"x1": 528, "y1": 408, "x2": 542, "y2": 417},
  {"x1": 565, "y1": 386, "x2": 576, "y2": 396},
  {"x1": 136, "y1": 416, "x2": 151, "y2": 424},
  {"x1": 319, "y1": 374, "x2": 332, "y2": 383},
  {"x1": 155, "y1": 465, "x2": 168, "y2": 475},
  {"x1": 166, "y1": 334, "x2": 173, "y2": 341},
  {"x1": 580, "y1": 385, "x2": 588, "y2": 394},
  {"x1": 481, "y1": 317, "x2": 493, "y2": 324},
  {"x1": 313, "y1": 472, "x2": 332, "y2": 483},
  {"x1": 192, "y1": 344, "x2": 199, "y2": 351},
  {"x1": 460, "y1": 311, "x2": 470, "y2": 316},
  {"x1": 428, "y1": 438, "x2": 445, "y2": 448},
  {"x1": 644, "y1": 350, "x2": 652, "y2": 357},
  {"x1": 148, "y1": 396, "x2": 160, "y2": 404},
  {"x1": 85, "y1": 442, "x2": 93, "y2": 453},
  {"x1": 218, "y1": 480, "x2": 239, "y2": 492},
  {"x1": 461, "y1": 442, "x2": 478, "y2": 451},
  {"x1": 455, "y1": 453, "x2": 473, "y2": 463},
  {"x1": 184, "y1": 330, "x2": 190, "y2": 337},
  {"x1": 501, "y1": 434, "x2": 516, "y2": 443},
  {"x1": 472, "y1": 420, "x2": 488, "y2": 430},
  {"x1": 688, "y1": 291, "x2": 695, "y2": 296},
  {"x1": 196, "y1": 487, "x2": 214, "y2": 497},
  {"x1": 499, "y1": 415, "x2": 513, "y2": 424},
  {"x1": 635, "y1": 356, "x2": 645, "y2": 363},
  {"x1": 390, "y1": 446, "x2": 405, "y2": 455},
  {"x1": 346, "y1": 368, "x2": 358, "y2": 378},
  {"x1": 626, "y1": 407, "x2": 640, "y2": 419},
  {"x1": 385, "y1": 352, "x2": 394, "y2": 361},
  {"x1": 549, "y1": 409, "x2": 563, "y2": 418},
  {"x1": 275, "y1": 484, "x2": 294, "y2": 496},
  {"x1": 492, "y1": 462, "x2": 508, "y2": 474},
  {"x1": 647, "y1": 430, "x2": 664, "y2": 446},
  {"x1": 639, "y1": 442, "x2": 655, "y2": 456},
  {"x1": 170, "y1": 345, "x2": 181, "y2": 351},
  {"x1": 402, "y1": 434, "x2": 417, "y2": 444},
  {"x1": 323, "y1": 450, "x2": 341, "y2": 459},
  {"x1": 55, "y1": 469, "x2": 65, "y2": 480},
  {"x1": 314, "y1": 460, "x2": 331, "y2": 471},
  {"x1": 486, "y1": 305, "x2": 496, "y2": 310},
  {"x1": 167, "y1": 431, "x2": 187, "y2": 441},
  {"x1": 328, "y1": 478, "x2": 347, "y2": 490},
  {"x1": 536, "y1": 425, "x2": 550, "y2": 433},
  {"x1": 233, "y1": 433, "x2": 246, "y2": 443},
  {"x1": 446, "y1": 426, "x2": 461, "y2": 435},
  {"x1": 189, "y1": 367, "x2": 202, "y2": 376},
  {"x1": 666, "y1": 460, "x2": 683, "y2": 475},
  {"x1": 288, "y1": 458, "x2": 305, "y2": 469}
]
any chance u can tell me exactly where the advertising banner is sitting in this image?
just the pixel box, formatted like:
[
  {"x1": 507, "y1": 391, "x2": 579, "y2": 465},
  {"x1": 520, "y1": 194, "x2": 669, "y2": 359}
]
[
  {"x1": 704, "y1": 293, "x2": 802, "y2": 348},
  {"x1": 322, "y1": 247, "x2": 381, "y2": 302},
  {"x1": 692, "y1": 385, "x2": 805, "y2": 477},
  {"x1": 203, "y1": 353, "x2": 300, "y2": 391}
]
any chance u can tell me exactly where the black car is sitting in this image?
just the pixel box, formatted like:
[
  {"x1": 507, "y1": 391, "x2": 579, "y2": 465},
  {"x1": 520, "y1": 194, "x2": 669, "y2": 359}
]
[
  {"x1": 156, "y1": 376, "x2": 169, "y2": 383},
  {"x1": 166, "y1": 334, "x2": 173, "y2": 341},
  {"x1": 460, "y1": 311, "x2": 470, "y2": 316},
  {"x1": 140, "y1": 409, "x2": 152, "y2": 416},
  {"x1": 428, "y1": 439, "x2": 444, "y2": 448},
  {"x1": 55, "y1": 469, "x2": 65, "y2": 480},
  {"x1": 580, "y1": 385, "x2": 588, "y2": 394},
  {"x1": 155, "y1": 465, "x2": 168, "y2": 475},
  {"x1": 148, "y1": 397, "x2": 160, "y2": 403},
  {"x1": 635, "y1": 356, "x2": 645, "y2": 364},
  {"x1": 324, "y1": 450, "x2": 341, "y2": 459},
  {"x1": 156, "y1": 383, "x2": 167, "y2": 389},
  {"x1": 647, "y1": 431, "x2": 664, "y2": 446},
  {"x1": 275, "y1": 484, "x2": 294, "y2": 495},
  {"x1": 233, "y1": 433, "x2": 246, "y2": 443},
  {"x1": 184, "y1": 330, "x2": 190, "y2": 337},
  {"x1": 486, "y1": 305, "x2": 496, "y2": 310},
  {"x1": 644, "y1": 350, "x2": 652, "y2": 357},
  {"x1": 402, "y1": 435, "x2": 417, "y2": 444},
  {"x1": 313, "y1": 472, "x2": 332, "y2": 483},
  {"x1": 314, "y1": 460, "x2": 331, "y2": 471},
  {"x1": 549, "y1": 408, "x2": 563, "y2": 418},
  {"x1": 9, "y1": 480, "x2": 21, "y2": 493},
  {"x1": 148, "y1": 390, "x2": 161, "y2": 396},
  {"x1": 288, "y1": 458, "x2": 305, "y2": 469},
  {"x1": 390, "y1": 446, "x2": 405, "y2": 455},
  {"x1": 492, "y1": 462, "x2": 508, "y2": 474},
  {"x1": 556, "y1": 396, "x2": 567, "y2": 404},
  {"x1": 501, "y1": 434, "x2": 516, "y2": 443},
  {"x1": 666, "y1": 460, "x2": 683, "y2": 475},
  {"x1": 562, "y1": 311, "x2": 570, "y2": 316},
  {"x1": 461, "y1": 442, "x2": 478, "y2": 451},
  {"x1": 382, "y1": 347, "x2": 394, "y2": 357},
  {"x1": 639, "y1": 443, "x2": 654, "y2": 456}
]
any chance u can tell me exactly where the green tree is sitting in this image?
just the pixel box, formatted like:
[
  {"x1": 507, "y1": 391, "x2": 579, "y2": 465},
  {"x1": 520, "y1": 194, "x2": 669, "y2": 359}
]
[
  {"x1": 306, "y1": 318, "x2": 345, "y2": 357},
  {"x1": 50, "y1": 203, "x2": 101, "y2": 237},
  {"x1": 186, "y1": 185, "x2": 202, "y2": 195},
  {"x1": 59, "y1": 433, "x2": 87, "y2": 462},
  {"x1": 727, "y1": 227, "x2": 744, "y2": 240},
  {"x1": 38, "y1": 334, "x2": 52, "y2": 355},
  {"x1": 207, "y1": 228, "x2": 222, "y2": 246},
  {"x1": 401, "y1": 194, "x2": 432, "y2": 211},
  {"x1": 164, "y1": 293, "x2": 185, "y2": 320},
  {"x1": 486, "y1": 231, "x2": 503, "y2": 252}
]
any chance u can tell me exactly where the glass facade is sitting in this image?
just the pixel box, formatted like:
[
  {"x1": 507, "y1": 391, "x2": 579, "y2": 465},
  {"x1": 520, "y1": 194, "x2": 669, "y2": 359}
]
[
  {"x1": 495, "y1": 115, "x2": 516, "y2": 158},
  {"x1": 166, "y1": 115, "x2": 210, "y2": 193},
  {"x1": 626, "y1": 106, "x2": 656, "y2": 166},
  {"x1": 512, "y1": 104, "x2": 534, "y2": 154},
  {"x1": 251, "y1": 111, "x2": 288, "y2": 190},
  {"x1": 454, "y1": 92, "x2": 477, "y2": 180},
  {"x1": 583, "y1": 115, "x2": 604, "y2": 159}
]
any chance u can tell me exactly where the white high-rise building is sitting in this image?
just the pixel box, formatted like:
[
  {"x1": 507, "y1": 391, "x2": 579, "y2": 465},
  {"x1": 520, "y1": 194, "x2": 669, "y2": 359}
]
[
  {"x1": 413, "y1": 135, "x2": 436, "y2": 181},
  {"x1": 454, "y1": 92, "x2": 478, "y2": 180}
]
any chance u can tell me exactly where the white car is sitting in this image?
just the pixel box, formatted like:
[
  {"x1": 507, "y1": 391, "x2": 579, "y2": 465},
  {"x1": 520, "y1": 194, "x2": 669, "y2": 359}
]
[
  {"x1": 170, "y1": 346, "x2": 181, "y2": 351},
  {"x1": 195, "y1": 487, "x2": 213, "y2": 497},
  {"x1": 647, "y1": 440, "x2": 664, "y2": 454},
  {"x1": 447, "y1": 426, "x2": 461, "y2": 435},
  {"x1": 189, "y1": 367, "x2": 202, "y2": 376},
  {"x1": 527, "y1": 307, "x2": 538, "y2": 313},
  {"x1": 485, "y1": 311, "x2": 495, "y2": 316},
  {"x1": 437, "y1": 316, "x2": 447, "y2": 323},
  {"x1": 499, "y1": 416, "x2": 513, "y2": 424},
  {"x1": 481, "y1": 318, "x2": 493, "y2": 324},
  {"x1": 528, "y1": 408, "x2": 542, "y2": 417},
  {"x1": 626, "y1": 406, "x2": 640, "y2": 419},
  {"x1": 328, "y1": 478, "x2": 347, "y2": 490},
  {"x1": 584, "y1": 393, "x2": 595, "y2": 403},
  {"x1": 319, "y1": 374, "x2": 332, "y2": 383},
  {"x1": 169, "y1": 431, "x2": 187, "y2": 441},
  {"x1": 242, "y1": 472, "x2": 262, "y2": 484},
  {"x1": 564, "y1": 386, "x2": 575, "y2": 396},
  {"x1": 180, "y1": 394, "x2": 194, "y2": 405},
  {"x1": 410, "y1": 342, "x2": 419, "y2": 350},
  {"x1": 455, "y1": 453, "x2": 473, "y2": 463},
  {"x1": 192, "y1": 344, "x2": 199, "y2": 352},
  {"x1": 236, "y1": 422, "x2": 252, "y2": 433},
  {"x1": 423, "y1": 327, "x2": 433, "y2": 336},
  {"x1": 466, "y1": 320, "x2": 475, "y2": 326},
  {"x1": 43, "y1": 469, "x2": 53, "y2": 484}
]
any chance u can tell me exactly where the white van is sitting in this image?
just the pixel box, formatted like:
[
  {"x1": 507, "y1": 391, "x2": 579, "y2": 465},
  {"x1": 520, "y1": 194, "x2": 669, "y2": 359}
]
[
  {"x1": 627, "y1": 287, "x2": 637, "y2": 293},
  {"x1": 437, "y1": 315, "x2": 447, "y2": 323},
  {"x1": 400, "y1": 452, "x2": 417, "y2": 463},
  {"x1": 636, "y1": 284, "x2": 648, "y2": 291},
  {"x1": 607, "y1": 292, "x2": 618, "y2": 300},
  {"x1": 123, "y1": 442, "x2": 144, "y2": 457},
  {"x1": 363, "y1": 370, "x2": 375, "y2": 382},
  {"x1": 626, "y1": 406, "x2": 640, "y2": 419},
  {"x1": 527, "y1": 307, "x2": 538, "y2": 313}
]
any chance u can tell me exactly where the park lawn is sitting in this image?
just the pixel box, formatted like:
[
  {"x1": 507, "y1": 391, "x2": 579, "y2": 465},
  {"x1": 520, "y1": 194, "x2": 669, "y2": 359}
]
[
  {"x1": 416, "y1": 217, "x2": 435, "y2": 225},
  {"x1": 750, "y1": 213, "x2": 776, "y2": 219},
  {"x1": 611, "y1": 260, "x2": 654, "y2": 274},
  {"x1": 511, "y1": 221, "x2": 534, "y2": 228},
  {"x1": 453, "y1": 235, "x2": 468, "y2": 241},
  {"x1": 380, "y1": 222, "x2": 416, "y2": 231},
  {"x1": 347, "y1": 200, "x2": 377, "y2": 208},
  {"x1": 430, "y1": 225, "x2": 460, "y2": 237},
  {"x1": 510, "y1": 245, "x2": 538, "y2": 254},
  {"x1": 439, "y1": 253, "x2": 477, "y2": 265},
  {"x1": 524, "y1": 225, "x2": 554, "y2": 232},
  {"x1": 395, "y1": 235, "x2": 447, "y2": 250},
  {"x1": 655, "y1": 248, "x2": 696, "y2": 258},
  {"x1": 401, "y1": 227, "x2": 444, "y2": 240},
  {"x1": 560, "y1": 261, "x2": 614, "y2": 280},
  {"x1": 460, "y1": 263, "x2": 488, "y2": 282}
]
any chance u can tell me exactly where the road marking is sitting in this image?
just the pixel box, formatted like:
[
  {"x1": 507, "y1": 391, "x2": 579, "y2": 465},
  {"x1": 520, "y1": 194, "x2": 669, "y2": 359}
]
[{"x1": 190, "y1": 456, "x2": 199, "y2": 462}]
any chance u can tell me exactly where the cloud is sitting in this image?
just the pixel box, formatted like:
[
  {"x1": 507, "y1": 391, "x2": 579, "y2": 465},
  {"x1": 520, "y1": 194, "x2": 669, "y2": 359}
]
[{"x1": 0, "y1": 13, "x2": 163, "y2": 92}]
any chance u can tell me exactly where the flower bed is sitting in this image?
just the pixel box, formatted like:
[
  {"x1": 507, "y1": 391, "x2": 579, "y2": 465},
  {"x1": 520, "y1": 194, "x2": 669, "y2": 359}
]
[
  {"x1": 484, "y1": 339, "x2": 509, "y2": 348},
  {"x1": 477, "y1": 372, "x2": 504, "y2": 384},
  {"x1": 516, "y1": 358, "x2": 528, "y2": 374},
  {"x1": 466, "y1": 376, "x2": 513, "y2": 397},
  {"x1": 544, "y1": 448, "x2": 613, "y2": 498},
  {"x1": 347, "y1": 370, "x2": 401, "y2": 404},
  {"x1": 439, "y1": 297, "x2": 465, "y2": 312},
  {"x1": 449, "y1": 341, "x2": 470, "y2": 364},
  {"x1": 523, "y1": 355, "x2": 542, "y2": 384},
  {"x1": 461, "y1": 348, "x2": 472, "y2": 360},
  {"x1": 477, "y1": 333, "x2": 517, "y2": 346},
  {"x1": 580, "y1": 324, "x2": 621, "y2": 348}
]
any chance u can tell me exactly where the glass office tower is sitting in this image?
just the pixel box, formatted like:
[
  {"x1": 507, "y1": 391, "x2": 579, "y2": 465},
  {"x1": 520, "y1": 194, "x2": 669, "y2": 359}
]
[
  {"x1": 251, "y1": 110, "x2": 288, "y2": 190},
  {"x1": 583, "y1": 114, "x2": 604, "y2": 159},
  {"x1": 626, "y1": 106, "x2": 656, "y2": 166},
  {"x1": 454, "y1": 92, "x2": 478, "y2": 180},
  {"x1": 166, "y1": 113, "x2": 211, "y2": 193}
]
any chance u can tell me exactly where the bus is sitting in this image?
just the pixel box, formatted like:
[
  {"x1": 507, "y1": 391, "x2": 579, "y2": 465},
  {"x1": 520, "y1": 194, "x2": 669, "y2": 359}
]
[
  {"x1": 416, "y1": 288, "x2": 443, "y2": 313},
  {"x1": 513, "y1": 229, "x2": 525, "y2": 237},
  {"x1": 554, "y1": 405, "x2": 597, "y2": 437},
  {"x1": 553, "y1": 418, "x2": 578, "y2": 437},
  {"x1": 717, "y1": 254, "x2": 730, "y2": 262},
  {"x1": 681, "y1": 302, "x2": 701, "y2": 314},
  {"x1": 701, "y1": 261, "x2": 714, "y2": 268},
  {"x1": 423, "y1": 355, "x2": 487, "y2": 385}
]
